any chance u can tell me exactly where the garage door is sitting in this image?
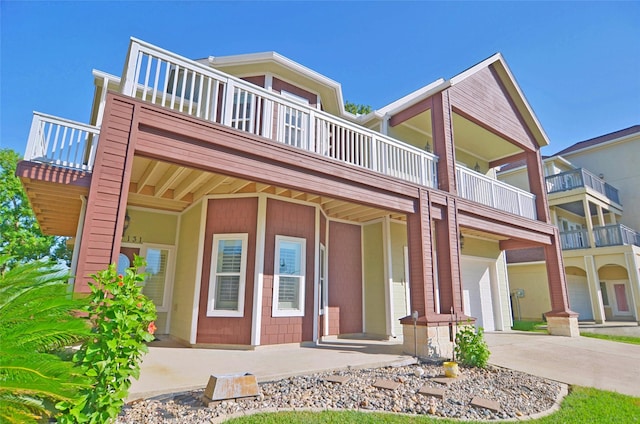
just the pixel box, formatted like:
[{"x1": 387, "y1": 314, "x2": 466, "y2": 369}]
[
  {"x1": 461, "y1": 259, "x2": 495, "y2": 331},
  {"x1": 567, "y1": 275, "x2": 593, "y2": 321}
]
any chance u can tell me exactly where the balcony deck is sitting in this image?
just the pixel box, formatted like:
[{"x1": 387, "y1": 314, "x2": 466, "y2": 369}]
[
  {"x1": 546, "y1": 168, "x2": 621, "y2": 205},
  {"x1": 23, "y1": 38, "x2": 537, "y2": 221},
  {"x1": 559, "y1": 224, "x2": 640, "y2": 250}
]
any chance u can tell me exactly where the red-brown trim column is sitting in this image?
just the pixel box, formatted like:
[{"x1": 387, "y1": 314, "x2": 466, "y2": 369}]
[
  {"x1": 406, "y1": 189, "x2": 437, "y2": 317},
  {"x1": 431, "y1": 91, "x2": 457, "y2": 194},
  {"x1": 74, "y1": 94, "x2": 137, "y2": 292},
  {"x1": 525, "y1": 150, "x2": 550, "y2": 223},
  {"x1": 434, "y1": 196, "x2": 465, "y2": 316}
]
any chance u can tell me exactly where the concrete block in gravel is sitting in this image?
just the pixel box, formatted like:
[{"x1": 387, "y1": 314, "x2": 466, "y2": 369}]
[
  {"x1": 418, "y1": 386, "x2": 445, "y2": 398},
  {"x1": 325, "y1": 375, "x2": 350, "y2": 384},
  {"x1": 372, "y1": 379, "x2": 401, "y2": 390},
  {"x1": 470, "y1": 396, "x2": 500, "y2": 412}
]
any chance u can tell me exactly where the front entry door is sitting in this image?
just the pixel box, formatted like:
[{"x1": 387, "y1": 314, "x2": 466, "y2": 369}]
[{"x1": 613, "y1": 283, "x2": 631, "y2": 316}]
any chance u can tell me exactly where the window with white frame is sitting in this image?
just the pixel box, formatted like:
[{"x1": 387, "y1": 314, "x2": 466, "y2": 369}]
[
  {"x1": 272, "y1": 235, "x2": 306, "y2": 317},
  {"x1": 207, "y1": 234, "x2": 248, "y2": 317}
]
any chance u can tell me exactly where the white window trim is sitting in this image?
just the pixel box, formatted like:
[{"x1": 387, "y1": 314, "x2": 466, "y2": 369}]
[
  {"x1": 272, "y1": 235, "x2": 306, "y2": 317},
  {"x1": 207, "y1": 233, "x2": 249, "y2": 317}
]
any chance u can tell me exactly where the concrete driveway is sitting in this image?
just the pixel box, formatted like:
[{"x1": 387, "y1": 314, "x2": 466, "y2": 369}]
[
  {"x1": 485, "y1": 331, "x2": 640, "y2": 397},
  {"x1": 129, "y1": 331, "x2": 640, "y2": 401}
]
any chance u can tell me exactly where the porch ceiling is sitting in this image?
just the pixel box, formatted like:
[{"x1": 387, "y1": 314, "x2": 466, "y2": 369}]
[
  {"x1": 452, "y1": 113, "x2": 522, "y2": 162},
  {"x1": 20, "y1": 177, "x2": 88, "y2": 237},
  {"x1": 128, "y1": 156, "x2": 406, "y2": 222}
]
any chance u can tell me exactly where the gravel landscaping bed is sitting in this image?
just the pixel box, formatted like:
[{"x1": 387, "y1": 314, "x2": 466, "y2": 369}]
[{"x1": 118, "y1": 362, "x2": 561, "y2": 423}]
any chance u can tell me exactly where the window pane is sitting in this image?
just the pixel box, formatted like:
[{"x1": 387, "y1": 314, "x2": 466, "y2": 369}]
[
  {"x1": 143, "y1": 248, "x2": 168, "y2": 307},
  {"x1": 278, "y1": 276, "x2": 300, "y2": 310},
  {"x1": 217, "y1": 240, "x2": 243, "y2": 273},
  {"x1": 215, "y1": 275, "x2": 240, "y2": 310},
  {"x1": 279, "y1": 241, "x2": 301, "y2": 275}
]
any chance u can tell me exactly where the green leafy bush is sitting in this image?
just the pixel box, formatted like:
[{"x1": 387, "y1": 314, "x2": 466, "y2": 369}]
[
  {"x1": 57, "y1": 255, "x2": 157, "y2": 423},
  {"x1": 454, "y1": 323, "x2": 490, "y2": 368},
  {"x1": 0, "y1": 256, "x2": 90, "y2": 423}
]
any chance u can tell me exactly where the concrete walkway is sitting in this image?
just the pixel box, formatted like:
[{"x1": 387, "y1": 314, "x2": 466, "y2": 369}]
[
  {"x1": 129, "y1": 337, "x2": 412, "y2": 400},
  {"x1": 484, "y1": 331, "x2": 640, "y2": 397},
  {"x1": 129, "y1": 330, "x2": 640, "y2": 401}
]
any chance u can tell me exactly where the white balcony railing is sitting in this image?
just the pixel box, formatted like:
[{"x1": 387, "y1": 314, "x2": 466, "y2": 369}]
[
  {"x1": 594, "y1": 224, "x2": 640, "y2": 247},
  {"x1": 24, "y1": 112, "x2": 100, "y2": 172},
  {"x1": 456, "y1": 166, "x2": 537, "y2": 219},
  {"x1": 119, "y1": 39, "x2": 439, "y2": 188},
  {"x1": 24, "y1": 38, "x2": 541, "y2": 221},
  {"x1": 559, "y1": 228, "x2": 590, "y2": 250}
]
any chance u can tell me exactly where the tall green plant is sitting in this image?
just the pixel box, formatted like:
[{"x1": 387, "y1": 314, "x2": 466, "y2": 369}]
[
  {"x1": 57, "y1": 255, "x2": 157, "y2": 423},
  {"x1": 454, "y1": 323, "x2": 490, "y2": 368},
  {"x1": 0, "y1": 256, "x2": 91, "y2": 423}
]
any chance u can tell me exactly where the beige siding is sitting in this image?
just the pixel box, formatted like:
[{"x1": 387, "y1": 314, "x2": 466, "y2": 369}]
[
  {"x1": 170, "y1": 202, "x2": 203, "y2": 342},
  {"x1": 362, "y1": 222, "x2": 386, "y2": 335},
  {"x1": 506, "y1": 263, "x2": 551, "y2": 321},
  {"x1": 125, "y1": 209, "x2": 177, "y2": 245}
]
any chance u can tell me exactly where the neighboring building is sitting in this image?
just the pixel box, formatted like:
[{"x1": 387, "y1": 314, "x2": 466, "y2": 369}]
[
  {"x1": 17, "y1": 38, "x2": 577, "y2": 356},
  {"x1": 500, "y1": 126, "x2": 640, "y2": 323}
]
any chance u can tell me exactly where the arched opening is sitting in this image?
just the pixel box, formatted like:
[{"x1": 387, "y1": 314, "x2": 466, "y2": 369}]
[
  {"x1": 565, "y1": 266, "x2": 592, "y2": 321},
  {"x1": 598, "y1": 265, "x2": 633, "y2": 321}
]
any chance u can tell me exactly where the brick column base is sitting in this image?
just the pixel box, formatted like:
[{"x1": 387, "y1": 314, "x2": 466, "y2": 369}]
[
  {"x1": 402, "y1": 323, "x2": 456, "y2": 360},
  {"x1": 546, "y1": 316, "x2": 579, "y2": 337}
]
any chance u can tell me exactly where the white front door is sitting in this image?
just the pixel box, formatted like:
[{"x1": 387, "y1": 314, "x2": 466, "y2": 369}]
[
  {"x1": 461, "y1": 258, "x2": 495, "y2": 331},
  {"x1": 140, "y1": 244, "x2": 175, "y2": 334}
]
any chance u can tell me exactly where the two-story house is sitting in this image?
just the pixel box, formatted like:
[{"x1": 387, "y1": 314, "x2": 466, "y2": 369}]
[
  {"x1": 500, "y1": 126, "x2": 640, "y2": 324},
  {"x1": 17, "y1": 38, "x2": 577, "y2": 356}
]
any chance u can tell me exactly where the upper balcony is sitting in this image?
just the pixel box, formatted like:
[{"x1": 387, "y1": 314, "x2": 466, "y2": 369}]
[
  {"x1": 560, "y1": 224, "x2": 640, "y2": 250},
  {"x1": 545, "y1": 168, "x2": 621, "y2": 205},
  {"x1": 23, "y1": 39, "x2": 537, "y2": 221}
]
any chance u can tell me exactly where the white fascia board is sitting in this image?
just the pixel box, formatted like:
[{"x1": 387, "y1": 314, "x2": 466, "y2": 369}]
[
  {"x1": 208, "y1": 51, "x2": 346, "y2": 114},
  {"x1": 375, "y1": 78, "x2": 449, "y2": 117},
  {"x1": 208, "y1": 52, "x2": 343, "y2": 92}
]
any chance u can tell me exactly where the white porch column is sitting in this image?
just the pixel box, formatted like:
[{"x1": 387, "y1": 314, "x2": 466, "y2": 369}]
[
  {"x1": 584, "y1": 255, "x2": 606, "y2": 323},
  {"x1": 69, "y1": 196, "x2": 88, "y2": 290},
  {"x1": 382, "y1": 216, "x2": 395, "y2": 337},
  {"x1": 596, "y1": 205, "x2": 606, "y2": 227},
  {"x1": 583, "y1": 198, "x2": 596, "y2": 248},
  {"x1": 624, "y1": 252, "x2": 640, "y2": 322},
  {"x1": 251, "y1": 195, "x2": 267, "y2": 346}
]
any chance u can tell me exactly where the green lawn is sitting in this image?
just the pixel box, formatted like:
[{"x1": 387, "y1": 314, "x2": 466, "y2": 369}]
[
  {"x1": 226, "y1": 387, "x2": 640, "y2": 423},
  {"x1": 580, "y1": 332, "x2": 640, "y2": 345},
  {"x1": 511, "y1": 320, "x2": 546, "y2": 332}
]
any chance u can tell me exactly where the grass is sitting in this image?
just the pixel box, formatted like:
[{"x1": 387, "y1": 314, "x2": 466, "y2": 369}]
[
  {"x1": 580, "y1": 332, "x2": 640, "y2": 345},
  {"x1": 511, "y1": 320, "x2": 546, "y2": 332},
  {"x1": 226, "y1": 386, "x2": 640, "y2": 423}
]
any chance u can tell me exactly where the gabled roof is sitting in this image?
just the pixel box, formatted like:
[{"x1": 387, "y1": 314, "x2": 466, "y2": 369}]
[
  {"x1": 199, "y1": 52, "x2": 345, "y2": 115},
  {"x1": 360, "y1": 53, "x2": 551, "y2": 148},
  {"x1": 553, "y1": 125, "x2": 640, "y2": 156}
]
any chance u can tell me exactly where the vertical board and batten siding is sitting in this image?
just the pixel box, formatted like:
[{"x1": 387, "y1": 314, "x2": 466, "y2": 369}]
[
  {"x1": 327, "y1": 221, "x2": 363, "y2": 335},
  {"x1": 448, "y1": 66, "x2": 538, "y2": 152},
  {"x1": 261, "y1": 199, "x2": 316, "y2": 345},
  {"x1": 74, "y1": 98, "x2": 136, "y2": 292},
  {"x1": 197, "y1": 197, "x2": 258, "y2": 345},
  {"x1": 406, "y1": 189, "x2": 436, "y2": 317},
  {"x1": 434, "y1": 196, "x2": 464, "y2": 315}
]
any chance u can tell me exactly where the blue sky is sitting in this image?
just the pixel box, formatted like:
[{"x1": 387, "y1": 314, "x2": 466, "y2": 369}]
[{"x1": 1, "y1": 1, "x2": 638, "y2": 156}]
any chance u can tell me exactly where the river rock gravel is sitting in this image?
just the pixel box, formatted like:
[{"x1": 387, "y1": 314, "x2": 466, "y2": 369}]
[{"x1": 117, "y1": 362, "x2": 561, "y2": 423}]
